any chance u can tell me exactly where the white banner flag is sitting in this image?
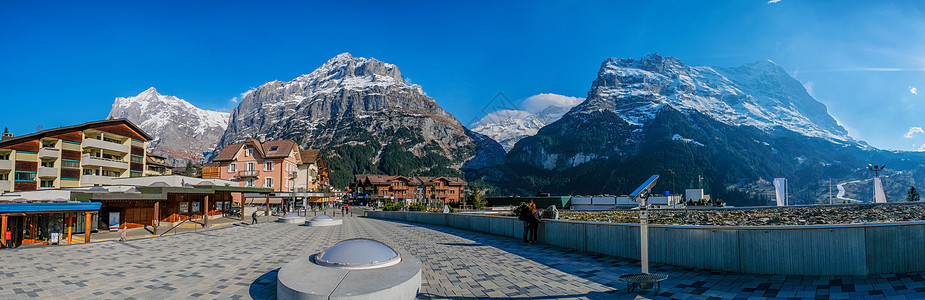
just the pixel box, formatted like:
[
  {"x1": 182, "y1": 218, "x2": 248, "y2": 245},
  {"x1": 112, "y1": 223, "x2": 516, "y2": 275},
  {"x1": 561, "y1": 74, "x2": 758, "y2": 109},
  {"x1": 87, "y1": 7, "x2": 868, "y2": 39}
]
[
  {"x1": 773, "y1": 178, "x2": 787, "y2": 206},
  {"x1": 873, "y1": 177, "x2": 887, "y2": 203}
]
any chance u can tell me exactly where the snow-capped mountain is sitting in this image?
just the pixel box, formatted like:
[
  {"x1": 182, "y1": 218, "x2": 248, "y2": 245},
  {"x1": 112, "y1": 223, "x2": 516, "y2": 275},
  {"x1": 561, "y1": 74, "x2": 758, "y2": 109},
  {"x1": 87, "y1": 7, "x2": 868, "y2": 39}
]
[
  {"x1": 218, "y1": 53, "x2": 503, "y2": 187},
  {"x1": 578, "y1": 54, "x2": 851, "y2": 143},
  {"x1": 499, "y1": 53, "x2": 896, "y2": 205},
  {"x1": 471, "y1": 99, "x2": 578, "y2": 152},
  {"x1": 108, "y1": 87, "x2": 229, "y2": 166}
]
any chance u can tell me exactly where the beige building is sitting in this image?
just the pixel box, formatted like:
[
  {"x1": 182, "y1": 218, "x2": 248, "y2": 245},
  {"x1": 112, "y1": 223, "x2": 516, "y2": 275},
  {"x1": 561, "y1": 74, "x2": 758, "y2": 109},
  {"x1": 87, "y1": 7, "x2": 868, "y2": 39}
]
[
  {"x1": 0, "y1": 119, "x2": 153, "y2": 192},
  {"x1": 145, "y1": 154, "x2": 173, "y2": 176}
]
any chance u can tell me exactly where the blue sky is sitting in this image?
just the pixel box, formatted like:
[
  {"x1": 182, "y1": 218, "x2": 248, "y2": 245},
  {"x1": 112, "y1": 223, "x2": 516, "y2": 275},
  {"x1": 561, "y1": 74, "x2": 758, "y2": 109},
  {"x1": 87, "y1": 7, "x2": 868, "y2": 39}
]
[{"x1": 2, "y1": 1, "x2": 924, "y2": 150}]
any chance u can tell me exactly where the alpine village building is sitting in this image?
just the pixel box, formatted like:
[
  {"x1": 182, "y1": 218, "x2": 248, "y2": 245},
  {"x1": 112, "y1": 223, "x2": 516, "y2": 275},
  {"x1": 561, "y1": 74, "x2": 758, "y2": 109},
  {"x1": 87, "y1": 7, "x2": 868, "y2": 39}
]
[
  {"x1": 353, "y1": 174, "x2": 467, "y2": 205},
  {"x1": 0, "y1": 119, "x2": 155, "y2": 192},
  {"x1": 0, "y1": 119, "x2": 272, "y2": 249},
  {"x1": 206, "y1": 138, "x2": 330, "y2": 205}
]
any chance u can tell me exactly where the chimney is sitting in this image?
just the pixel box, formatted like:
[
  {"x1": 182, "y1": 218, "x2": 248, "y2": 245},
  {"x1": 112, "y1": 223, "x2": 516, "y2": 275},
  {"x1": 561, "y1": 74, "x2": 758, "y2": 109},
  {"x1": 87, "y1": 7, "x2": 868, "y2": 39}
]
[
  {"x1": 1, "y1": 128, "x2": 12, "y2": 140},
  {"x1": 258, "y1": 134, "x2": 267, "y2": 143}
]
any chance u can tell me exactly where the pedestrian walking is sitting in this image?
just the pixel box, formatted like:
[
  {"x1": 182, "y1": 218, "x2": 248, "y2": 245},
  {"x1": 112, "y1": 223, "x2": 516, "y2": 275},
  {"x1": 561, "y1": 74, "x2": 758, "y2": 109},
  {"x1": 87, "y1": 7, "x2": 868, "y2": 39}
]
[
  {"x1": 345, "y1": 205, "x2": 349, "y2": 216},
  {"x1": 252, "y1": 211, "x2": 258, "y2": 224}
]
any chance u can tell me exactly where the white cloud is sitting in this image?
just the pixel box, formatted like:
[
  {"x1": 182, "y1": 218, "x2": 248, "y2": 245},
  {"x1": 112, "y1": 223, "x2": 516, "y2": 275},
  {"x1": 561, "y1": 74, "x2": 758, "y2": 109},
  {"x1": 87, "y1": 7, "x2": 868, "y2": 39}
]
[
  {"x1": 802, "y1": 81, "x2": 816, "y2": 98},
  {"x1": 905, "y1": 127, "x2": 924, "y2": 138},
  {"x1": 521, "y1": 93, "x2": 584, "y2": 113},
  {"x1": 230, "y1": 96, "x2": 239, "y2": 103},
  {"x1": 918, "y1": 143, "x2": 925, "y2": 151},
  {"x1": 911, "y1": 86, "x2": 918, "y2": 95},
  {"x1": 768, "y1": 0, "x2": 781, "y2": 3}
]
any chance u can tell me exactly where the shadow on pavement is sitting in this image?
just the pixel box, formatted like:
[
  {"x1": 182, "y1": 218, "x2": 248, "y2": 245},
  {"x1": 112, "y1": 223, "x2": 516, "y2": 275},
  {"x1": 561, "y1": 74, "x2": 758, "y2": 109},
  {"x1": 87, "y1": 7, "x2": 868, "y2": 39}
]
[
  {"x1": 249, "y1": 268, "x2": 279, "y2": 300},
  {"x1": 373, "y1": 218, "x2": 668, "y2": 299},
  {"x1": 416, "y1": 290, "x2": 623, "y2": 299}
]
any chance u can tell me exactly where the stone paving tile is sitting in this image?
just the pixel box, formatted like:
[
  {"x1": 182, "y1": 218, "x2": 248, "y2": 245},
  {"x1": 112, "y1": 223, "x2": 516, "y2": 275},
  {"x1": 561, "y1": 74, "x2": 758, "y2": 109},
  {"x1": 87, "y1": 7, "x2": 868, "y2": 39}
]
[{"x1": 3, "y1": 210, "x2": 925, "y2": 299}]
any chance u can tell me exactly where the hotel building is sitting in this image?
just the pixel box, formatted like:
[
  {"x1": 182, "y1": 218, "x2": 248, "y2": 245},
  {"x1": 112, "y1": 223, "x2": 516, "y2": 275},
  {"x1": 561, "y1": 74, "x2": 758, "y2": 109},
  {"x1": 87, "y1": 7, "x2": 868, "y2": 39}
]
[
  {"x1": 353, "y1": 174, "x2": 467, "y2": 204},
  {"x1": 0, "y1": 119, "x2": 152, "y2": 193}
]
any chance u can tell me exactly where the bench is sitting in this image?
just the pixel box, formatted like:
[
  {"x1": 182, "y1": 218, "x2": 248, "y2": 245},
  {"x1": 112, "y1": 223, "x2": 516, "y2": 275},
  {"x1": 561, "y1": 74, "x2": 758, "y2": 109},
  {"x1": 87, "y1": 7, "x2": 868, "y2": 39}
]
[{"x1": 618, "y1": 273, "x2": 668, "y2": 295}]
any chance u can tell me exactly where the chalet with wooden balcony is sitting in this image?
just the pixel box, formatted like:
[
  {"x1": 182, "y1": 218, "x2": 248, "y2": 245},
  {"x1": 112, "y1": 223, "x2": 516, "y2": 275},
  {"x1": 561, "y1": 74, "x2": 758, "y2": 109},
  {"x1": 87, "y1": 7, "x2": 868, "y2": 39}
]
[{"x1": 353, "y1": 174, "x2": 467, "y2": 204}]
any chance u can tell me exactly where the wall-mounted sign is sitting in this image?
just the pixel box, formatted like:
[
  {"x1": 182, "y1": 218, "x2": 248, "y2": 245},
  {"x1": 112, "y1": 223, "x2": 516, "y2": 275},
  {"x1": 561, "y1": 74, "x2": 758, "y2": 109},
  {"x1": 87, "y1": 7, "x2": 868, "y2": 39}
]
[
  {"x1": 109, "y1": 212, "x2": 120, "y2": 231},
  {"x1": 192, "y1": 202, "x2": 200, "y2": 212},
  {"x1": 180, "y1": 203, "x2": 188, "y2": 213}
]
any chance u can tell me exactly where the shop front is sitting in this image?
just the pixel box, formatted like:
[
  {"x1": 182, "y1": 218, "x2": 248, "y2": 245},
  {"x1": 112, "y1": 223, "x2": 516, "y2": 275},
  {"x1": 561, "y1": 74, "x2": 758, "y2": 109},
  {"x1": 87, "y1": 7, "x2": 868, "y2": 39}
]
[{"x1": 0, "y1": 202, "x2": 101, "y2": 249}]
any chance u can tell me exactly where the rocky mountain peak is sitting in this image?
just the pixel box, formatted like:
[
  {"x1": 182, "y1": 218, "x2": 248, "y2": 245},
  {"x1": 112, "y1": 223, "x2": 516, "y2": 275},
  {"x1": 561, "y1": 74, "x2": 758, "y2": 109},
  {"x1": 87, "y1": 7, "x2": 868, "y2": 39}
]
[
  {"x1": 109, "y1": 88, "x2": 229, "y2": 166},
  {"x1": 295, "y1": 52, "x2": 405, "y2": 86},
  {"x1": 578, "y1": 53, "x2": 850, "y2": 142},
  {"x1": 217, "y1": 53, "x2": 503, "y2": 186}
]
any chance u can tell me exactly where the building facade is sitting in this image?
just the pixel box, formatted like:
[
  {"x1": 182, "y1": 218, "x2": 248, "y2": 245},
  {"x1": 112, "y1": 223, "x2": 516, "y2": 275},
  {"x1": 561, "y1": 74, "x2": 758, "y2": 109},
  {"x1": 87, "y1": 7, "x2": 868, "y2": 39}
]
[
  {"x1": 353, "y1": 174, "x2": 467, "y2": 204},
  {"x1": 297, "y1": 149, "x2": 329, "y2": 192},
  {"x1": 212, "y1": 138, "x2": 303, "y2": 192},
  {"x1": 144, "y1": 154, "x2": 173, "y2": 176},
  {"x1": 0, "y1": 119, "x2": 152, "y2": 193}
]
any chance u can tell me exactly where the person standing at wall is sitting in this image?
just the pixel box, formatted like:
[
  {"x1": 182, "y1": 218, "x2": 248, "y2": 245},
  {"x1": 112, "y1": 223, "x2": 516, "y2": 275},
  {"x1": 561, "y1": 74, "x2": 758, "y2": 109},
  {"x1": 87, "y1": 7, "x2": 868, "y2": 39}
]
[{"x1": 526, "y1": 201, "x2": 541, "y2": 244}]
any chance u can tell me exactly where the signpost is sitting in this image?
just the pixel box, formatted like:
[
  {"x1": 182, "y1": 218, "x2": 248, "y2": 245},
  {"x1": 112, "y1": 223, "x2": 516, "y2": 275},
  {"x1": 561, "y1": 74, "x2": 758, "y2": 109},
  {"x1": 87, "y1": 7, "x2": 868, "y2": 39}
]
[{"x1": 629, "y1": 175, "x2": 660, "y2": 274}]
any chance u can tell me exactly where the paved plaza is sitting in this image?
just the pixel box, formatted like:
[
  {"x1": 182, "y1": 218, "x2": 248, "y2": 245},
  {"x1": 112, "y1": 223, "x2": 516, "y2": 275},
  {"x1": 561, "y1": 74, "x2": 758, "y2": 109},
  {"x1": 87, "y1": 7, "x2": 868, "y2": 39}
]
[{"x1": 3, "y1": 210, "x2": 925, "y2": 299}]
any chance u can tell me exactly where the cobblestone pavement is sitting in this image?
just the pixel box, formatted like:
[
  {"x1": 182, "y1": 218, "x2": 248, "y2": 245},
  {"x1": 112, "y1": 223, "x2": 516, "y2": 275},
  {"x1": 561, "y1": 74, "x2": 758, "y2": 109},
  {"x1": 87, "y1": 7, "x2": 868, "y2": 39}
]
[{"x1": 3, "y1": 213, "x2": 925, "y2": 299}]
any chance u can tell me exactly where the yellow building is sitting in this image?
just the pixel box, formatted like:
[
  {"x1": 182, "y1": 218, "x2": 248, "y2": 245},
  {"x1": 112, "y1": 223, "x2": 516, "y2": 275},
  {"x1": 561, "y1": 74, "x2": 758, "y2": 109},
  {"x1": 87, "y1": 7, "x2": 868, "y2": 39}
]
[
  {"x1": 145, "y1": 154, "x2": 173, "y2": 176},
  {"x1": 0, "y1": 119, "x2": 153, "y2": 192}
]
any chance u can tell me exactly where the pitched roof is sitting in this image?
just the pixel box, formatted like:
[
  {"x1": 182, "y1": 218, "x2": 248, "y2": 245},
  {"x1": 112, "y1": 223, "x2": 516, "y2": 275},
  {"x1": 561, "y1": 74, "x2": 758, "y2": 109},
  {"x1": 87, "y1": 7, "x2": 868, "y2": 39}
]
[
  {"x1": 354, "y1": 174, "x2": 467, "y2": 186},
  {"x1": 212, "y1": 139, "x2": 300, "y2": 162},
  {"x1": 300, "y1": 149, "x2": 321, "y2": 162},
  {"x1": 0, "y1": 118, "x2": 153, "y2": 148},
  {"x1": 145, "y1": 156, "x2": 172, "y2": 167}
]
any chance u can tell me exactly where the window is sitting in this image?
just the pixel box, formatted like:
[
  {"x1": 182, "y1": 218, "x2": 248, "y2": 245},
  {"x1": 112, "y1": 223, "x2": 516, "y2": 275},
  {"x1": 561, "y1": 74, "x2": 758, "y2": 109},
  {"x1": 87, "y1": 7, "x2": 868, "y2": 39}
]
[
  {"x1": 0, "y1": 153, "x2": 9, "y2": 160},
  {"x1": 246, "y1": 162, "x2": 255, "y2": 171},
  {"x1": 62, "y1": 160, "x2": 79, "y2": 169},
  {"x1": 15, "y1": 171, "x2": 35, "y2": 181},
  {"x1": 228, "y1": 163, "x2": 237, "y2": 173},
  {"x1": 131, "y1": 155, "x2": 143, "y2": 164},
  {"x1": 264, "y1": 177, "x2": 273, "y2": 188},
  {"x1": 265, "y1": 161, "x2": 274, "y2": 171},
  {"x1": 83, "y1": 169, "x2": 96, "y2": 176},
  {"x1": 246, "y1": 178, "x2": 255, "y2": 187},
  {"x1": 269, "y1": 146, "x2": 278, "y2": 151},
  {"x1": 41, "y1": 160, "x2": 54, "y2": 168},
  {"x1": 40, "y1": 179, "x2": 54, "y2": 188},
  {"x1": 101, "y1": 170, "x2": 120, "y2": 177},
  {"x1": 0, "y1": 173, "x2": 8, "y2": 180},
  {"x1": 246, "y1": 148, "x2": 253, "y2": 157}
]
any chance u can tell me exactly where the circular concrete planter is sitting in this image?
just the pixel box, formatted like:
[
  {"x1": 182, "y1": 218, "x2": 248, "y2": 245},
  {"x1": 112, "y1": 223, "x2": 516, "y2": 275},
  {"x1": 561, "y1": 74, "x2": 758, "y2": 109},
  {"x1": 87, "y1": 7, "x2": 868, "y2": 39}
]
[
  {"x1": 278, "y1": 213, "x2": 306, "y2": 224},
  {"x1": 277, "y1": 239, "x2": 421, "y2": 300},
  {"x1": 306, "y1": 214, "x2": 342, "y2": 226}
]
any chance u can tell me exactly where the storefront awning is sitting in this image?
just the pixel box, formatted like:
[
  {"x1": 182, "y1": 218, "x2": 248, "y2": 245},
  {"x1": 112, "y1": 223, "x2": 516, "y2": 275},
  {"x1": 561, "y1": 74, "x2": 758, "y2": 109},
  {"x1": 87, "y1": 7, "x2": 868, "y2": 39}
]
[{"x1": 0, "y1": 202, "x2": 102, "y2": 213}]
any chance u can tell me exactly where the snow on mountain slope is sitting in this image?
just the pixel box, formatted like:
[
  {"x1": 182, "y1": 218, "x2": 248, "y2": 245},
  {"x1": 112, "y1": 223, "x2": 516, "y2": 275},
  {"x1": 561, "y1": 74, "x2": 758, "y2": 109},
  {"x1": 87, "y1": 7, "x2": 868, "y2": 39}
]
[
  {"x1": 580, "y1": 53, "x2": 852, "y2": 143},
  {"x1": 218, "y1": 53, "x2": 504, "y2": 186},
  {"x1": 108, "y1": 87, "x2": 229, "y2": 165},
  {"x1": 470, "y1": 94, "x2": 583, "y2": 152}
]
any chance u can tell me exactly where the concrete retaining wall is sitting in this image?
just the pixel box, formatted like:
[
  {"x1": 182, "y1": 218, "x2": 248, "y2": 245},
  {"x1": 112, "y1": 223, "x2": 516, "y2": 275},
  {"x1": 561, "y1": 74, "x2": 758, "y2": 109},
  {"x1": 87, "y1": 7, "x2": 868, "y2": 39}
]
[{"x1": 366, "y1": 211, "x2": 925, "y2": 276}]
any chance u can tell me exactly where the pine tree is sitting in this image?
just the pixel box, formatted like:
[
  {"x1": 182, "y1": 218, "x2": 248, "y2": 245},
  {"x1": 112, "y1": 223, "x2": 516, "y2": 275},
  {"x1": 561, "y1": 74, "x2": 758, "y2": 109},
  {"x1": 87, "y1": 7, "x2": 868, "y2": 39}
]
[
  {"x1": 907, "y1": 186, "x2": 920, "y2": 202},
  {"x1": 468, "y1": 185, "x2": 486, "y2": 210}
]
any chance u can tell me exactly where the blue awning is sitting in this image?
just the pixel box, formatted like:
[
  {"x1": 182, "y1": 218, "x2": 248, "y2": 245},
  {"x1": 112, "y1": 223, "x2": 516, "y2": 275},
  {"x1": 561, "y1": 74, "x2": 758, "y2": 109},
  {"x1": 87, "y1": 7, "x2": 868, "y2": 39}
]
[{"x1": 0, "y1": 202, "x2": 102, "y2": 213}]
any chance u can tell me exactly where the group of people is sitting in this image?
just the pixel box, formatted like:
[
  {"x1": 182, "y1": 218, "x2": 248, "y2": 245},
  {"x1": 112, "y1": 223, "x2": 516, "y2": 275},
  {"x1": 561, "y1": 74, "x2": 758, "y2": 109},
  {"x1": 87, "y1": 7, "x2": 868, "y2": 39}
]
[
  {"x1": 519, "y1": 200, "x2": 542, "y2": 244},
  {"x1": 249, "y1": 205, "x2": 352, "y2": 224}
]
